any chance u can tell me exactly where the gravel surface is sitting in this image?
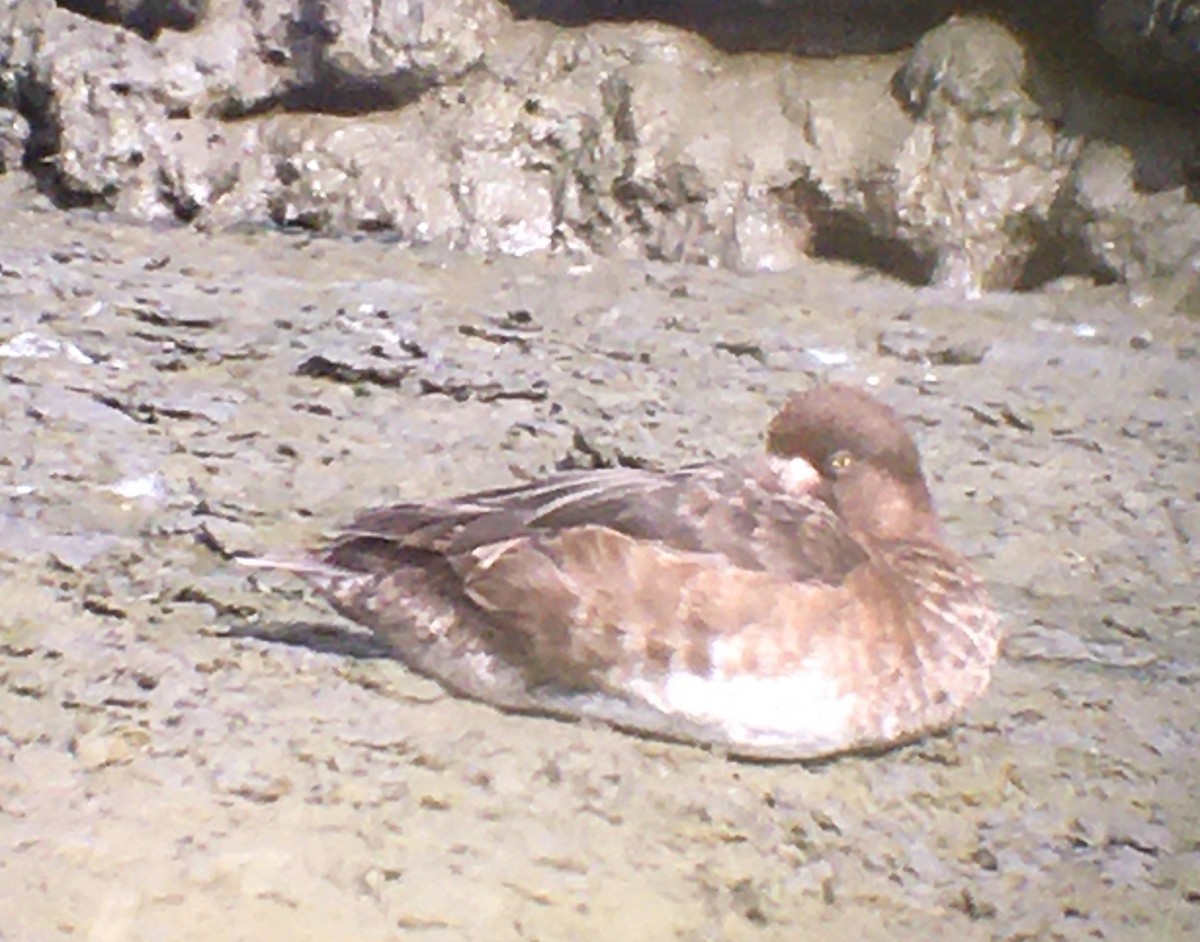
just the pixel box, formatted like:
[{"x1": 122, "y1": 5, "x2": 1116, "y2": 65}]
[{"x1": 1, "y1": 182, "x2": 1198, "y2": 941}]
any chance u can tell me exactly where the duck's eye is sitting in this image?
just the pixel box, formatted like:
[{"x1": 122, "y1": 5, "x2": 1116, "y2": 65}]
[{"x1": 828, "y1": 451, "x2": 854, "y2": 475}]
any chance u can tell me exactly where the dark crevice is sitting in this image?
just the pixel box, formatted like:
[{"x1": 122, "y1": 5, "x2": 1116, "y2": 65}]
[
  {"x1": 277, "y1": 69, "x2": 432, "y2": 117},
  {"x1": 811, "y1": 212, "x2": 938, "y2": 288},
  {"x1": 781, "y1": 179, "x2": 936, "y2": 287},
  {"x1": 16, "y1": 78, "x2": 101, "y2": 208},
  {"x1": 216, "y1": 63, "x2": 434, "y2": 120},
  {"x1": 16, "y1": 77, "x2": 55, "y2": 170},
  {"x1": 500, "y1": 0, "x2": 960, "y2": 56},
  {"x1": 54, "y1": 0, "x2": 208, "y2": 41},
  {"x1": 1024, "y1": 228, "x2": 1121, "y2": 290},
  {"x1": 1013, "y1": 226, "x2": 1094, "y2": 291}
]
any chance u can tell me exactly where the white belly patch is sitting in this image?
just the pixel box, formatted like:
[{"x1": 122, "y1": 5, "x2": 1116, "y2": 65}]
[{"x1": 628, "y1": 667, "x2": 858, "y2": 754}]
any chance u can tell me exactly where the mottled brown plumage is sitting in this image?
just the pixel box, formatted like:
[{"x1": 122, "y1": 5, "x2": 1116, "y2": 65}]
[{"x1": 247, "y1": 384, "x2": 1000, "y2": 759}]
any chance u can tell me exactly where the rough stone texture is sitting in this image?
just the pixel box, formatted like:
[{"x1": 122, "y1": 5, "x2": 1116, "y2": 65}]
[
  {"x1": 0, "y1": 105, "x2": 25, "y2": 171},
  {"x1": 0, "y1": 1, "x2": 1197, "y2": 293},
  {"x1": 0, "y1": 181, "x2": 1198, "y2": 941},
  {"x1": 1056, "y1": 141, "x2": 1200, "y2": 287},
  {"x1": 888, "y1": 17, "x2": 1077, "y2": 295}
]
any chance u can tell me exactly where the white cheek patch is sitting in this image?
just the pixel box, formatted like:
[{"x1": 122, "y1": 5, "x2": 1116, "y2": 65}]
[{"x1": 767, "y1": 455, "x2": 821, "y2": 496}]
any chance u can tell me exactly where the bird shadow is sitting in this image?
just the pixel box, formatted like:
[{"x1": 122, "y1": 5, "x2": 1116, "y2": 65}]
[{"x1": 223, "y1": 619, "x2": 396, "y2": 661}]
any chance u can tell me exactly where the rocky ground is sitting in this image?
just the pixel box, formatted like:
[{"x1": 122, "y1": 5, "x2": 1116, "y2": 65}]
[{"x1": 0, "y1": 174, "x2": 1197, "y2": 940}]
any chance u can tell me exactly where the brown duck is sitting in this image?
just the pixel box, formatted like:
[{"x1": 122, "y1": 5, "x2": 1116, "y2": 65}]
[{"x1": 244, "y1": 384, "x2": 1000, "y2": 760}]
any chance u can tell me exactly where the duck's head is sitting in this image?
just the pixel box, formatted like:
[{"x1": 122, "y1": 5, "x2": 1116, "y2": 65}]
[{"x1": 766, "y1": 384, "x2": 938, "y2": 542}]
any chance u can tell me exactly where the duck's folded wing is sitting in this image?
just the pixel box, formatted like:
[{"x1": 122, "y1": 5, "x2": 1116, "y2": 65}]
[
  {"x1": 320, "y1": 466, "x2": 679, "y2": 566},
  {"x1": 312, "y1": 464, "x2": 876, "y2": 689},
  {"x1": 322, "y1": 462, "x2": 866, "y2": 587}
]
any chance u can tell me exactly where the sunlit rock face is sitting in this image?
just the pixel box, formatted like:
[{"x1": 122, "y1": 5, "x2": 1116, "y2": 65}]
[{"x1": 0, "y1": 0, "x2": 1195, "y2": 294}]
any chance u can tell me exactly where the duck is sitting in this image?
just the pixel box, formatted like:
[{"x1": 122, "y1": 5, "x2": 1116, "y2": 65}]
[{"x1": 243, "y1": 384, "x2": 1000, "y2": 760}]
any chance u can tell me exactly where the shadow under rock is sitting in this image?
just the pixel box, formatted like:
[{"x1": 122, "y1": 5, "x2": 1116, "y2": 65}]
[{"x1": 501, "y1": 0, "x2": 959, "y2": 55}]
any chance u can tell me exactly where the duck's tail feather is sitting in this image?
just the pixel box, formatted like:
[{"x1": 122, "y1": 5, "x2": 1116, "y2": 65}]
[{"x1": 236, "y1": 554, "x2": 346, "y2": 577}]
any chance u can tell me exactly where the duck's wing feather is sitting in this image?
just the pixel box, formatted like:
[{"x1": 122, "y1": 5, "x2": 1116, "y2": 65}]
[
  {"x1": 307, "y1": 462, "x2": 886, "y2": 692},
  {"x1": 322, "y1": 461, "x2": 866, "y2": 586}
]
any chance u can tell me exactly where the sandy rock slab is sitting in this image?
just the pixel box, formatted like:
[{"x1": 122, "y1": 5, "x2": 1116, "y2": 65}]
[
  {"x1": 2, "y1": 2, "x2": 1198, "y2": 296},
  {"x1": 0, "y1": 191, "x2": 1198, "y2": 940}
]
